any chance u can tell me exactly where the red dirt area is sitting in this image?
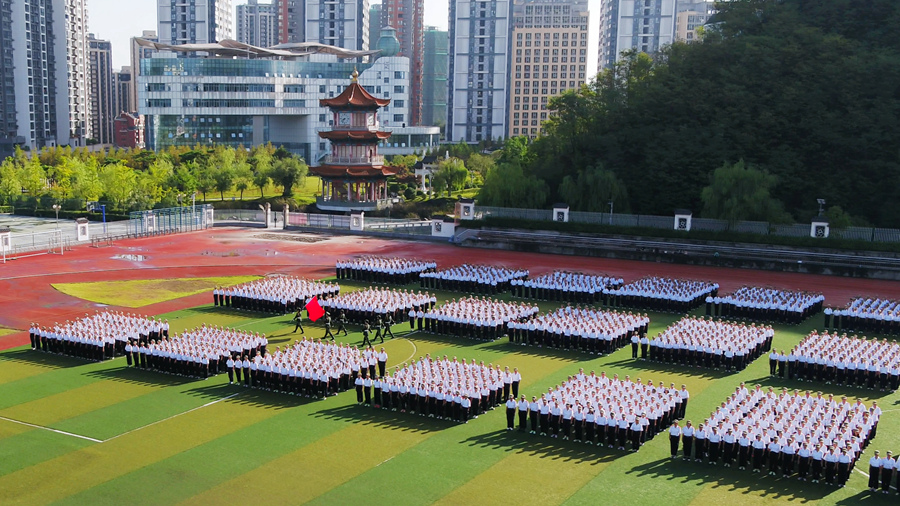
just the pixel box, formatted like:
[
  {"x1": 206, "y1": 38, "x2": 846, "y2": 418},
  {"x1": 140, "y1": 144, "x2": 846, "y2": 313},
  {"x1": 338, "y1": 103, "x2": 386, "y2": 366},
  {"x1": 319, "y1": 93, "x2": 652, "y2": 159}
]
[{"x1": 2, "y1": 227, "x2": 899, "y2": 350}]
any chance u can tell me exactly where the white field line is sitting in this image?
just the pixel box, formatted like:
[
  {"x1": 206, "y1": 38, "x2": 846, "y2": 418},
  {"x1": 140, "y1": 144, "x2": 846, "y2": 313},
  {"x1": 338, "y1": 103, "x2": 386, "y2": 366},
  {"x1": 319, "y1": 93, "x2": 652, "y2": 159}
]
[
  {"x1": 0, "y1": 416, "x2": 103, "y2": 443},
  {"x1": 0, "y1": 391, "x2": 242, "y2": 444}
]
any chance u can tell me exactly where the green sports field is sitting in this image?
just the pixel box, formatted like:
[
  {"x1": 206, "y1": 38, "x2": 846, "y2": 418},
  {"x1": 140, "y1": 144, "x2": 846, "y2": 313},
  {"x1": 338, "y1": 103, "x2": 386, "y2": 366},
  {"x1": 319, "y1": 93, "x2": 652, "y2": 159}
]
[{"x1": 1, "y1": 280, "x2": 896, "y2": 505}]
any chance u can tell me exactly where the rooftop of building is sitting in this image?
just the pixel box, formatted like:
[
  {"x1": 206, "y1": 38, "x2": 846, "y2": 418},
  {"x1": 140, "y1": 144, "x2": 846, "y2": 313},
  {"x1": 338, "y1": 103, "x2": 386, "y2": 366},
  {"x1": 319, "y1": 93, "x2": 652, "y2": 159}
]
[{"x1": 134, "y1": 38, "x2": 379, "y2": 61}]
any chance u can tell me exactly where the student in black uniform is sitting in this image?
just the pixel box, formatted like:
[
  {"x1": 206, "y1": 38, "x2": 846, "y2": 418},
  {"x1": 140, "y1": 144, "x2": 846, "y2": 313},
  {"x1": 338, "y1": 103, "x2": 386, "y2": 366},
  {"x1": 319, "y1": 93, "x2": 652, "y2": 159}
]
[
  {"x1": 292, "y1": 307, "x2": 304, "y2": 333},
  {"x1": 337, "y1": 310, "x2": 349, "y2": 336},
  {"x1": 361, "y1": 321, "x2": 372, "y2": 347},
  {"x1": 384, "y1": 314, "x2": 395, "y2": 339},
  {"x1": 323, "y1": 313, "x2": 335, "y2": 341},
  {"x1": 374, "y1": 316, "x2": 384, "y2": 344}
]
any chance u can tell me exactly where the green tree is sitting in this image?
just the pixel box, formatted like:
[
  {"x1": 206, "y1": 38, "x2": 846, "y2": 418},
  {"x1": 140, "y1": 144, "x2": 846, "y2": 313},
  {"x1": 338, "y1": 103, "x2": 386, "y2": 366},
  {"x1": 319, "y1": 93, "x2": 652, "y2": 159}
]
[
  {"x1": 233, "y1": 160, "x2": 253, "y2": 200},
  {"x1": 466, "y1": 153, "x2": 496, "y2": 176},
  {"x1": 250, "y1": 144, "x2": 274, "y2": 197},
  {"x1": 19, "y1": 155, "x2": 47, "y2": 205},
  {"x1": 270, "y1": 156, "x2": 308, "y2": 197},
  {"x1": 0, "y1": 158, "x2": 20, "y2": 205},
  {"x1": 432, "y1": 158, "x2": 468, "y2": 196},
  {"x1": 99, "y1": 162, "x2": 137, "y2": 211},
  {"x1": 193, "y1": 161, "x2": 215, "y2": 201},
  {"x1": 478, "y1": 162, "x2": 548, "y2": 209},
  {"x1": 71, "y1": 158, "x2": 104, "y2": 202},
  {"x1": 700, "y1": 160, "x2": 789, "y2": 224},
  {"x1": 389, "y1": 154, "x2": 419, "y2": 176},
  {"x1": 558, "y1": 165, "x2": 630, "y2": 213}
]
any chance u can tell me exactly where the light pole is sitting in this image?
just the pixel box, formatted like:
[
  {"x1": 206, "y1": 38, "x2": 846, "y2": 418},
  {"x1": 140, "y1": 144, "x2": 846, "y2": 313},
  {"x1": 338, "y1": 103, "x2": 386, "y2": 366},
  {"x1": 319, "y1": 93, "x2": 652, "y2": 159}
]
[
  {"x1": 608, "y1": 199, "x2": 614, "y2": 225},
  {"x1": 52, "y1": 204, "x2": 61, "y2": 228}
]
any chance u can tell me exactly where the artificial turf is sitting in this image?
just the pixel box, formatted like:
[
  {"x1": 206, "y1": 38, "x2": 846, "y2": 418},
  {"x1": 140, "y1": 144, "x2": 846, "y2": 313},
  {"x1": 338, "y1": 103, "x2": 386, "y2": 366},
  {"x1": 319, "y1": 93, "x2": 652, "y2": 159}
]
[
  {"x1": 1, "y1": 279, "x2": 897, "y2": 505},
  {"x1": 51, "y1": 275, "x2": 262, "y2": 308}
]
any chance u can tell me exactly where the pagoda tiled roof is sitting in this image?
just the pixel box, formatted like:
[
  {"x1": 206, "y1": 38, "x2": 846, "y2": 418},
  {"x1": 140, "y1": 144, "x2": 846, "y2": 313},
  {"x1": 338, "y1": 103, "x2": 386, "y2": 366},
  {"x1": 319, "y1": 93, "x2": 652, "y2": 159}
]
[
  {"x1": 320, "y1": 83, "x2": 391, "y2": 109},
  {"x1": 318, "y1": 130, "x2": 392, "y2": 141},
  {"x1": 309, "y1": 165, "x2": 401, "y2": 178}
]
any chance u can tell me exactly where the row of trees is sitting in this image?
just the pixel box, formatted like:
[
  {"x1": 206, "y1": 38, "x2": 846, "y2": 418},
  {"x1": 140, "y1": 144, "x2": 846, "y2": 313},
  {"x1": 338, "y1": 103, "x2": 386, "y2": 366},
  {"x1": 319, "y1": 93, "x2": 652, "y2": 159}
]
[
  {"x1": 479, "y1": 0, "x2": 900, "y2": 227},
  {"x1": 0, "y1": 144, "x2": 308, "y2": 212}
]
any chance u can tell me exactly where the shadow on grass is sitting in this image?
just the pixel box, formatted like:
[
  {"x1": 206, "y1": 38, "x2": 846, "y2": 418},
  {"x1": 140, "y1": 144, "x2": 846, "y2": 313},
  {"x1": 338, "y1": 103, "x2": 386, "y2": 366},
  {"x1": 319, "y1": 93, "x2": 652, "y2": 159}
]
[
  {"x1": 82, "y1": 365, "x2": 198, "y2": 387},
  {"x1": 408, "y1": 331, "x2": 492, "y2": 348},
  {"x1": 181, "y1": 382, "x2": 326, "y2": 410},
  {"x1": 740, "y1": 375, "x2": 895, "y2": 400},
  {"x1": 487, "y1": 341, "x2": 599, "y2": 363},
  {"x1": 602, "y1": 358, "x2": 735, "y2": 380},
  {"x1": 311, "y1": 403, "x2": 452, "y2": 433},
  {"x1": 626, "y1": 457, "x2": 835, "y2": 502},
  {"x1": 459, "y1": 429, "x2": 619, "y2": 465},
  {"x1": 1, "y1": 349, "x2": 101, "y2": 369},
  {"x1": 834, "y1": 490, "x2": 900, "y2": 504}
]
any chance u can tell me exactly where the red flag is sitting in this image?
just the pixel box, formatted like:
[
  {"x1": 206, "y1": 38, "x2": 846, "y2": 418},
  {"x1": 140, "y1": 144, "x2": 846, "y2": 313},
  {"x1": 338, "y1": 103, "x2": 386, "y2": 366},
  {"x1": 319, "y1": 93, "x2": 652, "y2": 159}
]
[{"x1": 305, "y1": 297, "x2": 325, "y2": 322}]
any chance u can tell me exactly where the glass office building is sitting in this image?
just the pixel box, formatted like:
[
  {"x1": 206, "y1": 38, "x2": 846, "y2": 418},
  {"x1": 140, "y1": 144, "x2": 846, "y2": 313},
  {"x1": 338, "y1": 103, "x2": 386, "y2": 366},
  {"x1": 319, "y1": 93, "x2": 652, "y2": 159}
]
[{"x1": 138, "y1": 52, "x2": 437, "y2": 161}]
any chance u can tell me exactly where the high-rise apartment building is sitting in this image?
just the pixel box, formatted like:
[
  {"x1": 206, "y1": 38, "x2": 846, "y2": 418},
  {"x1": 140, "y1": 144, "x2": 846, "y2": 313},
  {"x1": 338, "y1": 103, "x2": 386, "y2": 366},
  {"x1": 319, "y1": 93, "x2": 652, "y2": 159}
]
[
  {"x1": 275, "y1": 0, "x2": 304, "y2": 43},
  {"x1": 422, "y1": 27, "x2": 448, "y2": 131},
  {"x1": 368, "y1": 3, "x2": 382, "y2": 54},
  {"x1": 305, "y1": 0, "x2": 369, "y2": 51},
  {"x1": 66, "y1": 0, "x2": 90, "y2": 144},
  {"x1": 0, "y1": 0, "x2": 88, "y2": 156},
  {"x1": 598, "y1": 0, "x2": 676, "y2": 70},
  {"x1": 448, "y1": 0, "x2": 512, "y2": 143},
  {"x1": 158, "y1": 0, "x2": 233, "y2": 46},
  {"x1": 381, "y1": 0, "x2": 423, "y2": 125},
  {"x1": 114, "y1": 67, "x2": 134, "y2": 115},
  {"x1": 508, "y1": 0, "x2": 589, "y2": 139},
  {"x1": 675, "y1": 0, "x2": 714, "y2": 43},
  {"x1": 237, "y1": 0, "x2": 278, "y2": 47},
  {"x1": 88, "y1": 34, "x2": 115, "y2": 145}
]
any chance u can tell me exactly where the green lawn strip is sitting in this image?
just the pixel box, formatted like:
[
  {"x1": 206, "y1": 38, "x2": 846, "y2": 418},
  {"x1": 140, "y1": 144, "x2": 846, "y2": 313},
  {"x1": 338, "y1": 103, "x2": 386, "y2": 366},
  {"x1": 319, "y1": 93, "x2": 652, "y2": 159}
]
[
  {"x1": 0, "y1": 426, "x2": 95, "y2": 476},
  {"x1": 180, "y1": 411, "x2": 439, "y2": 505},
  {"x1": 52, "y1": 397, "x2": 347, "y2": 506},
  {"x1": 0, "y1": 376, "x2": 159, "y2": 427},
  {"x1": 0, "y1": 395, "x2": 278, "y2": 504},
  {"x1": 0, "y1": 347, "x2": 87, "y2": 386},
  {"x1": 561, "y1": 318, "x2": 900, "y2": 504},
  {"x1": 51, "y1": 372, "x2": 236, "y2": 440},
  {"x1": 307, "y1": 354, "x2": 595, "y2": 505},
  {"x1": 0, "y1": 352, "x2": 132, "y2": 410}
]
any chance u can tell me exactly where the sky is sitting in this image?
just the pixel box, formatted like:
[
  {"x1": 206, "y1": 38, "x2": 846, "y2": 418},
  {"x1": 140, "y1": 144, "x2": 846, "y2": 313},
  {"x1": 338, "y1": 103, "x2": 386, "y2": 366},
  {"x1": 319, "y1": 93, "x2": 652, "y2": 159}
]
[{"x1": 91, "y1": 0, "x2": 599, "y2": 74}]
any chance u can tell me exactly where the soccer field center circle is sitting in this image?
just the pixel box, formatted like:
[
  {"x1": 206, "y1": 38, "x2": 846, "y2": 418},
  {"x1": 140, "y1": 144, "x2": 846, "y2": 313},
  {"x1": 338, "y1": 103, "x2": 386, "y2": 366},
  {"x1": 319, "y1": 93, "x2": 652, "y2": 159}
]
[{"x1": 3, "y1": 227, "x2": 900, "y2": 505}]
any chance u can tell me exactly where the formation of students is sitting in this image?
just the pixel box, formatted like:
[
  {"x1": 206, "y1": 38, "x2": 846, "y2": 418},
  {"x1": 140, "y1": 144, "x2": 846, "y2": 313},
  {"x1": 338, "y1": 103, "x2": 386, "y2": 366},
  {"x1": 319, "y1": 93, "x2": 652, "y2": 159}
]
[
  {"x1": 336, "y1": 256, "x2": 436, "y2": 285},
  {"x1": 603, "y1": 277, "x2": 718, "y2": 313},
  {"x1": 222, "y1": 338, "x2": 365, "y2": 398},
  {"x1": 127, "y1": 324, "x2": 267, "y2": 379},
  {"x1": 213, "y1": 277, "x2": 339, "y2": 314},
  {"x1": 824, "y1": 297, "x2": 900, "y2": 335},
  {"x1": 29, "y1": 311, "x2": 166, "y2": 361},
  {"x1": 509, "y1": 371, "x2": 687, "y2": 452},
  {"x1": 419, "y1": 264, "x2": 529, "y2": 294},
  {"x1": 355, "y1": 355, "x2": 517, "y2": 424},
  {"x1": 707, "y1": 286, "x2": 824, "y2": 324},
  {"x1": 319, "y1": 287, "x2": 435, "y2": 325},
  {"x1": 648, "y1": 317, "x2": 773, "y2": 371},
  {"x1": 775, "y1": 331, "x2": 900, "y2": 391},
  {"x1": 669, "y1": 385, "x2": 879, "y2": 487},
  {"x1": 866, "y1": 450, "x2": 900, "y2": 494},
  {"x1": 507, "y1": 306, "x2": 649, "y2": 355},
  {"x1": 423, "y1": 296, "x2": 539, "y2": 341},
  {"x1": 510, "y1": 271, "x2": 623, "y2": 304}
]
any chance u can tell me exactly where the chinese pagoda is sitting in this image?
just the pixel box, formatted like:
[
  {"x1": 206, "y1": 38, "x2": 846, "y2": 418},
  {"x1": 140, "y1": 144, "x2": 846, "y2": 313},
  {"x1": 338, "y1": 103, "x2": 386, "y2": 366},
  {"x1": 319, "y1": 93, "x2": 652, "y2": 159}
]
[{"x1": 311, "y1": 69, "x2": 400, "y2": 212}]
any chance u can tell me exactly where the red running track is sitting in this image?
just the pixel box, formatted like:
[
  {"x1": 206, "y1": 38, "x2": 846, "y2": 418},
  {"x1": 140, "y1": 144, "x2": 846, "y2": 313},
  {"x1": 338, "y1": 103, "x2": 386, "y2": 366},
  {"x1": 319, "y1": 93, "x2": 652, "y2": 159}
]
[{"x1": 2, "y1": 227, "x2": 899, "y2": 350}]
